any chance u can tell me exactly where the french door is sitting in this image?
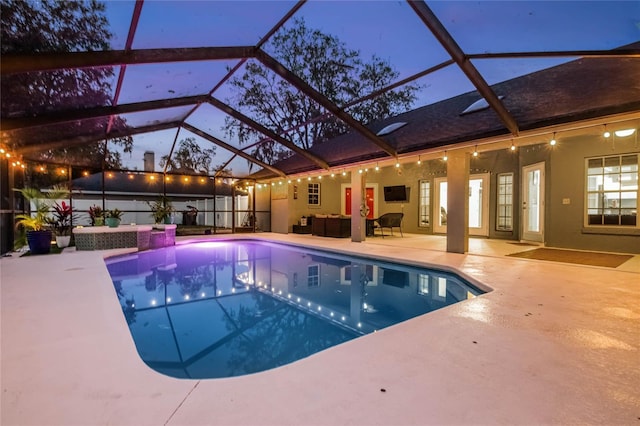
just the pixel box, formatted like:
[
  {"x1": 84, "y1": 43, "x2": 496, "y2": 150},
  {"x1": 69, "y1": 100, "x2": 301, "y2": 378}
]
[
  {"x1": 433, "y1": 173, "x2": 489, "y2": 236},
  {"x1": 522, "y1": 162, "x2": 545, "y2": 242}
]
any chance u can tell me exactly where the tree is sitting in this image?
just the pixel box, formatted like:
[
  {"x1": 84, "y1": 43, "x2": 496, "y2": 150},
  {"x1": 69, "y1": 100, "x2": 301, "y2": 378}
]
[
  {"x1": 0, "y1": 0, "x2": 132, "y2": 170},
  {"x1": 223, "y1": 18, "x2": 420, "y2": 166},
  {"x1": 159, "y1": 137, "x2": 216, "y2": 174}
]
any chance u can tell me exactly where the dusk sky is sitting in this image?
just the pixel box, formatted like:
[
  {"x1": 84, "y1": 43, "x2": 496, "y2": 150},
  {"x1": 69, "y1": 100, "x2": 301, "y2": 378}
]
[{"x1": 100, "y1": 1, "x2": 640, "y2": 174}]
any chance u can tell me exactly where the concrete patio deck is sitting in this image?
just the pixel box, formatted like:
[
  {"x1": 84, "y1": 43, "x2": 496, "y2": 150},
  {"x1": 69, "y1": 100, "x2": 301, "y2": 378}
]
[{"x1": 1, "y1": 233, "x2": 638, "y2": 425}]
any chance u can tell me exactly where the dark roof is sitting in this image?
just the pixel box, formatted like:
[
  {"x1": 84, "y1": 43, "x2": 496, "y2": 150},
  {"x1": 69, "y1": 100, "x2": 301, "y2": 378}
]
[{"x1": 251, "y1": 50, "x2": 640, "y2": 179}]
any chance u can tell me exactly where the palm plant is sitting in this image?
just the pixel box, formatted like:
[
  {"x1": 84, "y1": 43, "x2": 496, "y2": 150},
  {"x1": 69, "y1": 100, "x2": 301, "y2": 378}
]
[
  {"x1": 147, "y1": 196, "x2": 173, "y2": 224},
  {"x1": 14, "y1": 185, "x2": 70, "y2": 251}
]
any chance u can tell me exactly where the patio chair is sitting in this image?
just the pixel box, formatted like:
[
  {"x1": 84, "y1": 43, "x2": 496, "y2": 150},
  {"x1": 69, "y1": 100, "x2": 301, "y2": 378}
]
[{"x1": 373, "y1": 213, "x2": 404, "y2": 238}]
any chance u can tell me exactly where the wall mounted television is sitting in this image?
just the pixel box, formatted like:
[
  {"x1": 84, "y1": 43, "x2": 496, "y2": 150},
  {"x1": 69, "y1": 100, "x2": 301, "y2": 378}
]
[{"x1": 383, "y1": 185, "x2": 408, "y2": 202}]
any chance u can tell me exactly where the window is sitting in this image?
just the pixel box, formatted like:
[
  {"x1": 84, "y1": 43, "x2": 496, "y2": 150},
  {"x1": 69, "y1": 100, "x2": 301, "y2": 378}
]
[
  {"x1": 308, "y1": 265, "x2": 320, "y2": 287},
  {"x1": 497, "y1": 173, "x2": 514, "y2": 231},
  {"x1": 418, "y1": 273, "x2": 429, "y2": 295},
  {"x1": 586, "y1": 155, "x2": 638, "y2": 226},
  {"x1": 418, "y1": 180, "x2": 430, "y2": 227},
  {"x1": 308, "y1": 183, "x2": 320, "y2": 206}
]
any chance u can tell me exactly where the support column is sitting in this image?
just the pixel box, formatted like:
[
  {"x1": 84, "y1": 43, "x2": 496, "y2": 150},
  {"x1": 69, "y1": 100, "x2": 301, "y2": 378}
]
[
  {"x1": 350, "y1": 171, "x2": 366, "y2": 242},
  {"x1": 446, "y1": 150, "x2": 470, "y2": 253}
]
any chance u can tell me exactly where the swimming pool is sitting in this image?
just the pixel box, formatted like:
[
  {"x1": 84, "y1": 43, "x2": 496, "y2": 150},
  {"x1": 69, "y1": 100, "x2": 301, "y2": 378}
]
[{"x1": 105, "y1": 240, "x2": 484, "y2": 379}]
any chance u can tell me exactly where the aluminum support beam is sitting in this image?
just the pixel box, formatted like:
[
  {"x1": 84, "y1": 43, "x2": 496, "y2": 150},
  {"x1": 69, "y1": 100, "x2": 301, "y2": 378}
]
[
  {"x1": 256, "y1": 49, "x2": 398, "y2": 158},
  {"x1": 181, "y1": 123, "x2": 286, "y2": 178},
  {"x1": 207, "y1": 97, "x2": 330, "y2": 170},
  {"x1": 1, "y1": 46, "x2": 256, "y2": 75},
  {"x1": 1, "y1": 95, "x2": 206, "y2": 132},
  {"x1": 15, "y1": 121, "x2": 181, "y2": 155},
  {"x1": 408, "y1": 0, "x2": 520, "y2": 136}
]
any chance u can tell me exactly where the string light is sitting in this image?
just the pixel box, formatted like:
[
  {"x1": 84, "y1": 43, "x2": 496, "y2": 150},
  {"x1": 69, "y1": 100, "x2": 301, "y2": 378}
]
[
  {"x1": 375, "y1": 163, "x2": 379, "y2": 171},
  {"x1": 510, "y1": 140, "x2": 516, "y2": 151},
  {"x1": 417, "y1": 155, "x2": 421, "y2": 165},
  {"x1": 550, "y1": 132, "x2": 557, "y2": 146},
  {"x1": 342, "y1": 170, "x2": 347, "y2": 176},
  {"x1": 603, "y1": 124, "x2": 611, "y2": 138},
  {"x1": 395, "y1": 162, "x2": 400, "y2": 168},
  {"x1": 473, "y1": 146, "x2": 478, "y2": 157},
  {"x1": 443, "y1": 151, "x2": 448, "y2": 161}
]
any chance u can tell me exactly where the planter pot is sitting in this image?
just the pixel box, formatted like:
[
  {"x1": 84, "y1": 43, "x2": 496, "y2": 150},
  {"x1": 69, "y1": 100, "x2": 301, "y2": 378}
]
[
  {"x1": 56, "y1": 235, "x2": 71, "y2": 248},
  {"x1": 94, "y1": 217, "x2": 104, "y2": 226},
  {"x1": 26, "y1": 230, "x2": 52, "y2": 255},
  {"x1": 105, "y1": 218, "x2": 121, "y2": 228}
]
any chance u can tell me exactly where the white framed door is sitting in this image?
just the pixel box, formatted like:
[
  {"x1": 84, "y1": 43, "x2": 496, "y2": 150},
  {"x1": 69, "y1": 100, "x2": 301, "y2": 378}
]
[
  {"x1": 469, "y1": 173, "x2": 490, "y2": 236},
  {"x1": 522, "y1": 162, "x2": 545, "y2": 242},
  {"x1": 433, "y1": 174, "x2": 490, "y2": 236},
  {"x1": 434, "y1": 177, "x2": 448, "y2": 233}
]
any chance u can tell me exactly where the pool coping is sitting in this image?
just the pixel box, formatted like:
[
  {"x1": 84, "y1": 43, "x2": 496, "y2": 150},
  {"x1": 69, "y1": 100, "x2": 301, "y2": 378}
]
[{"x1": 2, "y1": 233, "x2": 639, "y2": 425}]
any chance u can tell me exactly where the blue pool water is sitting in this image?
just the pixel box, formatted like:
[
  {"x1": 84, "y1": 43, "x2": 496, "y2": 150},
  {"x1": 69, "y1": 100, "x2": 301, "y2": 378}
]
[{"x1": 105, "y1": 240, "x2": 484, "y2": 379}]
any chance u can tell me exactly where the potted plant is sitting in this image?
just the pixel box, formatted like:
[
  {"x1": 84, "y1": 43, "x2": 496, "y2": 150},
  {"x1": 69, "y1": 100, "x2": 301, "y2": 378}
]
[
  {"x1": 147, "y1": 196, "x2": 174, "y2": 224},
  {"x1": 14, "y1": 185, "x2": 69, "y2": 255},
  {"x1": 105, "y1": 208, "x2": 124, "y2": 228},
  {"x1": 88, "y1": 205, "x2": 104, "y2": 226},
  {"x1": 50, "y1": 200, "x2": 75, "y2": 248}
]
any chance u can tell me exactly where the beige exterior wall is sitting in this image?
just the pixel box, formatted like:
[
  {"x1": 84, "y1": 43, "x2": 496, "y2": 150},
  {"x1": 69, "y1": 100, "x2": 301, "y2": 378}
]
[
  {"x1": 270, "y1": 132, "x2": 639, "y2": 253},
  {"x1": 546, "y1": 133, "x2": 639, "y2": 253}
]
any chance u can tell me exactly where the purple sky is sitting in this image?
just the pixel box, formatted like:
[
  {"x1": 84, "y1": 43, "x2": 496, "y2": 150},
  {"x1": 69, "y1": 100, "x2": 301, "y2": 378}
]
[{"x1": 102, "y1": 1, "x2": 640, "y2": 174}]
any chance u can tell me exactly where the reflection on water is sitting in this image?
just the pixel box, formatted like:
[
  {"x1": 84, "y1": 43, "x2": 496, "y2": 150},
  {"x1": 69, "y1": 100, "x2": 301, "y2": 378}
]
[{"x1": 105, "y1": 241, "x2": 483, "y2": 379}]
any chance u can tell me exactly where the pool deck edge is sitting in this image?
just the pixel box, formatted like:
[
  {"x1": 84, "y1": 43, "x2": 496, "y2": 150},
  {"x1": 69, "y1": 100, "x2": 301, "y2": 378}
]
[{"x1": 1, "y1": 233, "x2": 638, "y2": 425}]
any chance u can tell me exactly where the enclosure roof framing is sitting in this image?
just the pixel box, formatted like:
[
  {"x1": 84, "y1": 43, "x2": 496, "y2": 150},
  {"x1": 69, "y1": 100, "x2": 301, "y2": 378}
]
[
  {"x1": 181, "y1": 123, "x2": 287, "y2": 178},
  {"x1": 15, "y1": 121, "x2": 182, "y2": 156},
  {"x1": 0, "y1": 46, "x2": 257, "y2": 75},
  {"x1": 1, "y1": 95, "x2": 208, "y2": 133},
  {"x1": 408, "y1": 0, "x2": 519, "y2": 136},
  {"x1": 255, "y1": 49, "x2": 399, "y2": 158},
  {"x1": 206, "y1": 97, "x2": 330, "y2": 170},
  {"x1": 2, "y1": 0, "x2": 639, "y2": 179}
]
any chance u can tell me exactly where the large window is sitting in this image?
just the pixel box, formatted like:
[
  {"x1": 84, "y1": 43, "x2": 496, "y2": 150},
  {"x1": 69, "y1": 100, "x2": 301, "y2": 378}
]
[
  {"x1": 308, "y1": 183, "x2": 320, "y2": 206},
  {"x1": 308, "y1": 265, "x2": 320, "y2": 287},
  {"x1": 586, "y1": 154, "x2": 638, "y2": 226},
  {"x1": 419, "y1": 180, "x2": 430, "y2": 227},
  {"x1": 496, "y1": 173, "x2": 514, "y2": 231}
]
